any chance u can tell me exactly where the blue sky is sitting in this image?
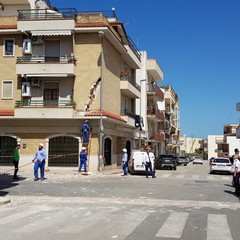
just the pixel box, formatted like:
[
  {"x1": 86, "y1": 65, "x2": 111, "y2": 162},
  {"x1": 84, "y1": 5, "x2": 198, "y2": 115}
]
[{"x1": 50, "y1": 0, "x2": 240, "y2": 139}]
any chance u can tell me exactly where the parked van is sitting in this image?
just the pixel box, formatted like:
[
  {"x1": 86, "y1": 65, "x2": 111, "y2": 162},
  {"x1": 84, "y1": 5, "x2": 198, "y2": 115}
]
[{"x1": 128, "y1": 150, "x2": 155, "y2": 175}]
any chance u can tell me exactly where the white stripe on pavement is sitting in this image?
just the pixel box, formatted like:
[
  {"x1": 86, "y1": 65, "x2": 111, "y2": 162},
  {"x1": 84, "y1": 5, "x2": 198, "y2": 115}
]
[
  {"x1": 176, "y1": 175, "x2": 184, "y2": 179},
  {"x1": 192, "y1": 175, "x2": 200, "y2": 179},
  {"x1": 161, "y1": 174, "x2": 171, "y2": 178},
  {"x1": 156, "y1": 212, "x2": 189, "y2": 238},
  {"x1": 207, "y1": 214, "x2": 233, "y2": 240}
]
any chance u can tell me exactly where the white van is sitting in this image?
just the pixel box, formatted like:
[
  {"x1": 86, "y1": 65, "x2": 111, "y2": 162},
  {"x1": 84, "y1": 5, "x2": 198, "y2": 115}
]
[{"x1": 128, "y1": 150, "x2": 155, "y2": 175}]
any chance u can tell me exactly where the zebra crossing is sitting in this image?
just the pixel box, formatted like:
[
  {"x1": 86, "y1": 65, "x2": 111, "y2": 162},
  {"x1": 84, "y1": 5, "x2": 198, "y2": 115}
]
[
  {"x1": 157, "y1": 173, "x2": 231, "y2": 181},
  {"x1": 0, "y1": 203, "x2": 237, "y2": 240}
]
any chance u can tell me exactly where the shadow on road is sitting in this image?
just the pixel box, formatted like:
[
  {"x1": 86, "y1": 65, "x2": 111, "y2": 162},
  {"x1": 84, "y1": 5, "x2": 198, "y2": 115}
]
[
  {"x1": 0, "y1": 173, "x2": 26, "y2": 197},
  {"x1": 224, "y1": 189, "x2": 240, "y2": 199}
]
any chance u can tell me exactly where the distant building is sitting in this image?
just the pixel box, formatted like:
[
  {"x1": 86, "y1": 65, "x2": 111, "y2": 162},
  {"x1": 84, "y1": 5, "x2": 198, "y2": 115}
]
[
  {"x1": 208, "y1": 124, "x2": 240, "y2": 158},
  {"x1": 162, "y1": 85, "x2": 180, "y2": 155},
  {"x1": 236, "y1": 102, "x2": 240, "y2": 138},
  {"x1": 180, "y1": 135, "x2": 204, "y2": 156}
]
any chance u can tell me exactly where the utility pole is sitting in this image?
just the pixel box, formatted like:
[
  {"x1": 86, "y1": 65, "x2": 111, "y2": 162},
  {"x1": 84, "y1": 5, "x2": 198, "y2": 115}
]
[{"x1": 98, "y1": 31, "x2": 104, "y2": 171}]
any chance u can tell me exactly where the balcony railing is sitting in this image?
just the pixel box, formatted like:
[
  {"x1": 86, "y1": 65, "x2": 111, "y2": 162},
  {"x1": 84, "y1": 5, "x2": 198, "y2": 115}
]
[
  {"x1": 147, "y1": 84, "x2": 164, "y2": 100},
  {"x1": 17, "y1": 55, "x2": 77, "y2": 64},
  {"x1": 120, "y1": 109, "x2": 135, "y2": 118},
  {"x1": 17, "y1": 8, "x2": 77, "y2": 20},
  {"x1": 120, "y1": 74, "x2": 140, "y2": 91},
  {"x1": 15, "y1": 99, "x2": 76, "y2": 108},
  {"x1": 148, "y1": 131, "x2": 165, "y2": 142}
]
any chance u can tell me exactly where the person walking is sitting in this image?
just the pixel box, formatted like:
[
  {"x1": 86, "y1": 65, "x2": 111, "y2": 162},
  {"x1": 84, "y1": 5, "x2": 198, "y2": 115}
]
[
  {"x1": 32, "y1": 143, "x2": 47, "y2": 181},
  {"x1": 145, "y1": 147, "x2": 155, "y2": 178},
  {"x1": 231, "y1": 148, "x2": 239, "y2": 186},
  {"x1": 232, "y1": 154, "x2": 240, "y2": 196},
  {"x1": 122, "y1": 148, "x2": 128, "y2": 176},
  {"x1": 79, "y1": 147, "x2": 87, "y2": 173},
  {"x1": 13, "y1": 143, "x2": 21, "y2": 180}
]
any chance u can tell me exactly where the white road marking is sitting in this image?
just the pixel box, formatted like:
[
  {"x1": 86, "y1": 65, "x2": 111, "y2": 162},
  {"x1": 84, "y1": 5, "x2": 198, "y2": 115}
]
[
  {"x1": 192, "y1": 175, "x2": 200, "y2": 179},
  {"x1": 156, "y1": 211, "x2": 189, "y2": 238},
  {"x1": 207, "y1": 214, "x2": 233, "y2": 240},
  {"x1": 176, "y1": 175, "x2": 184, "y2": 179},
  {"x1": 161, "y1": 174, "x2": 171, "y2": 178}
]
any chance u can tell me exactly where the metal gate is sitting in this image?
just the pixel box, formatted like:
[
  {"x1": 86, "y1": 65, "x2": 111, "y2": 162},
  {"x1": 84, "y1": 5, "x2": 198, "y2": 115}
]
[
  {"x1": 48, "y1": 136, "x2": 79, "y2": 167},
  {"x1": 0, "y1": 136, "x2": 17, "y2": 166}
]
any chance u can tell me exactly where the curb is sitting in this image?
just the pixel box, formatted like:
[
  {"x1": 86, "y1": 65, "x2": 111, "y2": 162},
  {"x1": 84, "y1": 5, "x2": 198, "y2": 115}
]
[{"x1": 0, "y1": 198, "x2": 11, "y2": 205}]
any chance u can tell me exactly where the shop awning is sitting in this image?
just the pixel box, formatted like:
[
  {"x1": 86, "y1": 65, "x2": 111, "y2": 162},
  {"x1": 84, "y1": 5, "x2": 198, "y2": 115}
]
[{"x1": 31, "y1": 30, "x2": 72, "y2": 36}]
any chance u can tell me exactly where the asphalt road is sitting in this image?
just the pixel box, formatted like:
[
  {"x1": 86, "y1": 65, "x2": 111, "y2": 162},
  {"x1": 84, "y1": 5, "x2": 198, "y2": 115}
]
[{"x1": 0, "y1": 160, "x2": 240, "y2": 240}]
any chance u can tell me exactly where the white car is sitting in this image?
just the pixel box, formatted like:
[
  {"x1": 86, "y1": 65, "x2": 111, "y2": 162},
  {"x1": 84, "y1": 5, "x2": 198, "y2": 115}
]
[
  {"x1": 193, "y1": 156, "x2": 203, "y2": 164},
  {"x1": 210, "y1": 157, "x2": 232, "y2": 174}
]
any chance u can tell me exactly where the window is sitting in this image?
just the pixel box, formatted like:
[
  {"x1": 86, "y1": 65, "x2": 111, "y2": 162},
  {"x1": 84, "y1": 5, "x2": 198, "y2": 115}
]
[
  {"x1": 2, "y1": 81, "x2": 13, "y2": 99},
  {"x1": 3, "y1": 39, "x2": 15, "y2": 56}
]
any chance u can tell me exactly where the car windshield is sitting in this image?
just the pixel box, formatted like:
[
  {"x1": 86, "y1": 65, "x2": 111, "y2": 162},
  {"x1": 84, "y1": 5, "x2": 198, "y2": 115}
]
[{"x1": 214, "y1": 159, "x2": 230, "y2": 163}]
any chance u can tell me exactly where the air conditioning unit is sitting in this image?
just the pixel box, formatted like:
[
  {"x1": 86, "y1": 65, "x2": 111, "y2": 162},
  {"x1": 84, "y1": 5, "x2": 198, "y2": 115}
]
[
  {"x1": 31, "y1": 36, "x2": 43, "y2": 45},
  {"x1": 31, "y1": 79, "x2": 41, "y2": 87}
]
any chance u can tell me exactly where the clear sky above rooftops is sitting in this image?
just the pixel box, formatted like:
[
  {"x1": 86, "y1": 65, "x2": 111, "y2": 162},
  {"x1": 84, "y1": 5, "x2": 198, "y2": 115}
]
[{"x1": 50, "y1": 0, "x2": 240, "y2": 139}]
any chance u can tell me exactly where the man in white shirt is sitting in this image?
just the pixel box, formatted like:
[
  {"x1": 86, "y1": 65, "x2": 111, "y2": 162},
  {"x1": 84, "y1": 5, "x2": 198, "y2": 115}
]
[
  {"x1": 233, "y1": 154, "x2": 240, "y2": 196},
  {"x1": 145, "y1": 147, "x2": 156, "y2": 178}
]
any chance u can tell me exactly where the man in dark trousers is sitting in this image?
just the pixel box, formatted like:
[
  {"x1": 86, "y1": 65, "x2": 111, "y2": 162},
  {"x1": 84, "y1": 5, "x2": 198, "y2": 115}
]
[
  {"x1": 144, "y1": 147, "x2": 156, "y2": 178},
  {"x1": 13, "y1": 143, "x2": 21, "y2": 180},
  {"x1": 82, "y1": 120, "x2": 90, "y2": 144},
  {"x1": 79, "y1": 147, "x2": 87, "y2": 173}
]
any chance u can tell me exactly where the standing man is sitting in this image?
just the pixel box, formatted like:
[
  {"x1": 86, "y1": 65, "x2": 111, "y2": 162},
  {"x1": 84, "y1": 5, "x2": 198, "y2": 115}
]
[
  {"x1": 82, "y1": 120, "x2": 90, "y2": 144},
  {"x1": 32, "y1": 143, "x2": 47, "y2": 181},
  {"x1": 79, "y1": 147, "x2": 87, "y2": 173},
  {"x1": 122, "y1": 148, "x2": 128, "y2": 176},
  {"x1": 232, "y1": 154, "x2": 240, "y2": 196},
  {"x1": 13, "y1": 143, "x2": 21, "y2": 180},
  {"x1": 230, "y1": 148, "x2": 239, "y2": 186},
  {"x1": 145, "y1": 147, "x2": 156, "y2": 178}
]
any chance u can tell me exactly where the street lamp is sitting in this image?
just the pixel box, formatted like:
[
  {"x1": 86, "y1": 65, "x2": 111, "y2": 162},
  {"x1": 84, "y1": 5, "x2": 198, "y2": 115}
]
[
  {"x1": 139, "y1": 79, "x2": 147, "y2": 148},
  {"x1": 98, "y1": 31, "x2": 104, "y2": 171}
]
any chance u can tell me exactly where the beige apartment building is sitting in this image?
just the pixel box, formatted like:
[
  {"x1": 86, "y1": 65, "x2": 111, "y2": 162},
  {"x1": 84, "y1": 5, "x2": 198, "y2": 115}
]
[
  {"x1": 135, "y1": 51, "x2": 165, "y2": 157},
  {"x1": 0, "y1": 0, "x2": 142, "y2": 171},
  {"x1": 162, "y1": 85, "x2": 180, "y2": 155}
]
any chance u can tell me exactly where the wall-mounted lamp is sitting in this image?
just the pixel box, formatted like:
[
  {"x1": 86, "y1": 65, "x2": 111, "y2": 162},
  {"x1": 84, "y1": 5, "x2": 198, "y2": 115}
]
[{"x1": 0, "y1": 3, "x2": 4, "y2": 11}]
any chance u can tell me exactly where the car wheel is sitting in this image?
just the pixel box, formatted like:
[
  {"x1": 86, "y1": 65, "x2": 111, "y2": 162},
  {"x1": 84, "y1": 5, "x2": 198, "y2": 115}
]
[{"x1": 184, "y1": 164, "x2": 187, "y2": 166}]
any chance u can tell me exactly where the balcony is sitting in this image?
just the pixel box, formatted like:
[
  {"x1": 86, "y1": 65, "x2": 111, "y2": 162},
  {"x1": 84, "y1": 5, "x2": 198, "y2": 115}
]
[
  {"x1": 215, "y1": 137, "x2": 225, "y2": 144},
  {"x1": 120, "y1": 73, "x2": 140, "y2": 98},
  {"x1": 147, "y1": 84, "x2": 164, "y2": 101},
  {"x1": 16, "y1": 55, "x2": 76, "y2": 77},
  {"x1": 120, "y1": 109, "x2": 136, "y2": 127},
  {"x1": 15, "y1": 99, "x2": 75, "y2": 119},
  {"x1": 147, "y1": 107, "x2": 164, "y2": 121},
  {"x1": 148, "y1": 131, "x2": 165, "y2": 142},
  {"x1": 17, "y1": 8, "x2": 76, "y2": 32},
  {"x1": 146, "y1": 58, "x2": 163, "y2": 82}
]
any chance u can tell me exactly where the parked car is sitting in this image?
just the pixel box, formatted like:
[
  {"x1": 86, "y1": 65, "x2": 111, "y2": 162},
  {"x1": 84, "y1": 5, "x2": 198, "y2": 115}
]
[
  {"x1": 210, "y1": 157, "x2": 232, "y2": 174},
  {"x1": 128, "y1": 150, "x2": 154, "y2": 175},
  {"x1": 193, "y1": 156, "x2": 203, "y2": 164},
  {"x1": 156, "y1": 155, "x2": 177, "y2": 170},
  {"x1": 177, "y1": 156, "x2": 189, "y2": 166}
]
